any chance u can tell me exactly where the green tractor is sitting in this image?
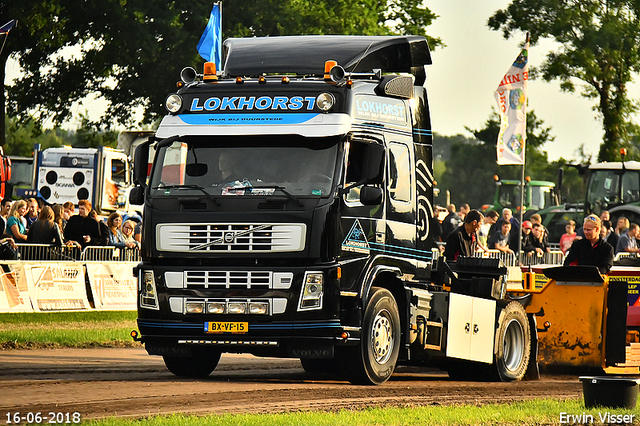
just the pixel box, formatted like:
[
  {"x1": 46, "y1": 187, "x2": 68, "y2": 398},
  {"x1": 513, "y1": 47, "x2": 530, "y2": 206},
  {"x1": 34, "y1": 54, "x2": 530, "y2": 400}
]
[{"x1": 481, "y1": 175, "x2": 558, "y2": 216}]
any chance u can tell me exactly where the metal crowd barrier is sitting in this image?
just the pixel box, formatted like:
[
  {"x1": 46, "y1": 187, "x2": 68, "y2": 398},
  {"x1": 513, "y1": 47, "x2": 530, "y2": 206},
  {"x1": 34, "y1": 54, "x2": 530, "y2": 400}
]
[
  {"x1": 81, "y1": 246, "x2": 141, "y2": 262},
  {"x1": 13, "y1": 244, "x2": 140, "y2": 263},
  {"x1": 519, "y1": 250, "x2": 565, "y2": 266},
  {"x1": 475, "y1": 249, "x2": 565, "y2": 267}
]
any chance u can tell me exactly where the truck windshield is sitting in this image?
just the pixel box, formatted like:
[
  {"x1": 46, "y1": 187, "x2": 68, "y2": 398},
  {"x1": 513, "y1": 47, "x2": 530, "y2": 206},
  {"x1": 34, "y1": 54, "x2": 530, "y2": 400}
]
[
  {"x1": 149, "y1": 136, "x2": 339, "y2": 197},
  {"x1": 587, "y1": 169, "x2": 640, "y2": 215},
  {"x1": 529, "y1": 185, "x2": 553, "y2": 210}
]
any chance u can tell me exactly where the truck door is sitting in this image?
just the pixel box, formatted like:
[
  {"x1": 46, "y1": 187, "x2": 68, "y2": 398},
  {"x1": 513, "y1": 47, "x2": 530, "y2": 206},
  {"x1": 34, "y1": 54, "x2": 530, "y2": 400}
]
[
  {"x1": 385, "y1": 141, "x2": 417, "y2": 258},
  {"x1": 340, "y1": 140, "x2": 385, "y2": 289}
]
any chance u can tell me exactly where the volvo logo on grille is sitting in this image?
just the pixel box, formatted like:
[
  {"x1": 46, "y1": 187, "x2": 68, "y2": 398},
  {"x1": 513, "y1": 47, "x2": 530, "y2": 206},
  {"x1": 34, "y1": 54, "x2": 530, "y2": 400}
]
[{"x1": 190, "y1": 224, "x2": 272, "y2": 251}]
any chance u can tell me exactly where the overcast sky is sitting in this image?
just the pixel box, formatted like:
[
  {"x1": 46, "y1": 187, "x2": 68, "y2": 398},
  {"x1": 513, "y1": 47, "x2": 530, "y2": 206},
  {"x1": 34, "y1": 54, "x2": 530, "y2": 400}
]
[{"x1": 426, "y1": 0, "x2": 640, "y2": 162}]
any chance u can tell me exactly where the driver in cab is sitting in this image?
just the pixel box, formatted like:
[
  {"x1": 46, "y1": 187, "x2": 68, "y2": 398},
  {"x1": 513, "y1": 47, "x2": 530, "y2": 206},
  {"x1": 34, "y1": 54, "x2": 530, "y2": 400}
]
[{"x1": 563, "y1": 214, "x2": 614, "y2": 274}]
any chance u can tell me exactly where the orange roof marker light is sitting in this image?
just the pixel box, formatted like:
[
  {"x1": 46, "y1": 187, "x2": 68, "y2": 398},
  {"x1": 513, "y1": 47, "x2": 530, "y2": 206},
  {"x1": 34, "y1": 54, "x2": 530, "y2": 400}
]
[
  {"x1": 203, "y1": 62, "x2": 217, "y2": 81},
  {"x1": 324, "y1": 60, "x2": 337, "y2": 80}
]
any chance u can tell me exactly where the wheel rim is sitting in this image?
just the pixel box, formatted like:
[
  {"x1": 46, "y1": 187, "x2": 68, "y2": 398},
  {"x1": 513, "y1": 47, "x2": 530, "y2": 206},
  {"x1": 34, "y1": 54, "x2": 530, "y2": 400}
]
[
  {"x1": 371, "y1": 308, "x2": 394, "y2": 364},
  {"x1": 503, "y1": 318, "x2": 525, "y2": 372}
]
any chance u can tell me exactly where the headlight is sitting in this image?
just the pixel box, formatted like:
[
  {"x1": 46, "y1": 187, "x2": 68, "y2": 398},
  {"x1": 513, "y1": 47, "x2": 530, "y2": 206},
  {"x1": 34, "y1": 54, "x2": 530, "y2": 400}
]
[
  {"x1": 185, "y1": 302, "x2": 205, "y2": 314},
  {"x1": 316, "y1": 93, "x2": 335, "y2": 111},
  {"x1": 165, "y1": 94, "x2": 183, "y2": 113},
  {"x1": 298, "y1": 272, "x2": 324, "y2": 310},
  {"x1": 249, "y1": 302, "x2": 269, "y2": 315},
  {"x1": 207, "y1": 302, "x2": 226, "y2": 314},
  {"x1": 140, "y1": 270, "x2": 159, "y2": 310},
  {"x1": 227, "y1": 302, "x2": 247, "y2": 314}
]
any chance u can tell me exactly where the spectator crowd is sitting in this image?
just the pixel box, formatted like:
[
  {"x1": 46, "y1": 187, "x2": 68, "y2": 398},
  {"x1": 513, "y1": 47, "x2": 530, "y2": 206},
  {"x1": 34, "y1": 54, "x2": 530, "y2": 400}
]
[
  {"x1": 437, "y1": 203, "x2": 637, "y2": 264},
  {"x1": 0, "y1": 198, "x2": 141, "y2": 254}
]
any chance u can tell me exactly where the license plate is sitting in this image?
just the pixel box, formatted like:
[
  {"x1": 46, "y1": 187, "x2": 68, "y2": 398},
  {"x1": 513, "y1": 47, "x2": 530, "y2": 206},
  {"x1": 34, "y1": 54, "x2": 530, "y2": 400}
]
[{"x1": 204, "y1": 321, "x2": 248, "y2": 334}]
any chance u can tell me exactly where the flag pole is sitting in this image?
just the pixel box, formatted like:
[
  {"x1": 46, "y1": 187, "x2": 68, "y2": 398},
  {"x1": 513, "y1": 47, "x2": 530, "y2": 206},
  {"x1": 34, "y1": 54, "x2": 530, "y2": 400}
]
[
  {"x1": 495, "y1": 32, "x2": 529, "y2": 260},
  {"x1": 517, "y1": 32, "x2": 530, "y2": 260}
]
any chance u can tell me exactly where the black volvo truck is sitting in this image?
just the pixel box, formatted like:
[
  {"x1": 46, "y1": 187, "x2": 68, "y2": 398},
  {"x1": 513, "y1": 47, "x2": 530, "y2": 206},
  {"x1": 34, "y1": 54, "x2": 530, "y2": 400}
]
[{"x1": 130, "y1": 35, "x2": 531, "y2": 385}]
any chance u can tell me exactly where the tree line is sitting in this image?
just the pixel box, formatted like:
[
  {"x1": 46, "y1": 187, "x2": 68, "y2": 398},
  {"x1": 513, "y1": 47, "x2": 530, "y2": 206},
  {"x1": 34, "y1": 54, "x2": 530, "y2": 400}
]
[{"x1": 3, "y1": 0, "x2": 640, "y2": 204}]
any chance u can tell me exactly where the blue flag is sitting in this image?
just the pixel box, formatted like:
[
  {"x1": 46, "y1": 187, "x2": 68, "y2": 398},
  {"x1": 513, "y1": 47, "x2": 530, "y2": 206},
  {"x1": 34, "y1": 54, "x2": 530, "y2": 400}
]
[{"x1": 197, "y1": 3, "x2": 222, "y2": 69}]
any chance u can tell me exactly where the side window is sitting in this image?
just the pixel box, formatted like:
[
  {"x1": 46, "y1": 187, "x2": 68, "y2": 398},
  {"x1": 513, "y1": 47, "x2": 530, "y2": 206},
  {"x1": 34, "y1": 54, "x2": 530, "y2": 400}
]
[
  {"x1": 345, "y1": 142, "x2": 367, "y2": 203},
  {"x1": 388, "y1": 143, "x2": 411, "y2": 202},
  {"x1": 622, "y1": 171, "x2": 640, "y2": 203}
]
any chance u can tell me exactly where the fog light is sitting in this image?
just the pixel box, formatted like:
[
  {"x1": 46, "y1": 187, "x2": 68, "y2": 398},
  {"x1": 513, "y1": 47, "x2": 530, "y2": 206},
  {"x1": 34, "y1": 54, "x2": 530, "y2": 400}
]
[
  {"x1": 207, "y1": 302, "x2": 226, "y2": 314},
  {"x1": 249, "y1": 302, "x2": 269, "y2": 315},
  {"x1": 186, "y1": 302, "x2": 205, "y2": 314},
  {"x1": 227, "y1": 302, "x2": 247, "y2": 314}
]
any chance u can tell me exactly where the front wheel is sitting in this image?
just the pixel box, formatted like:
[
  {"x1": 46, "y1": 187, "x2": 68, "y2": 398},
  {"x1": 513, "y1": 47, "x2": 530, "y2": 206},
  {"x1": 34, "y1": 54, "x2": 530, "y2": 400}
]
[
  {"x1": 492, "y1": 301, "x2": 531, "y2": 381},
  {"x1": 163, "y1": 349, "x2": 221, "y2": 378},
  {"x1": 347, "y1": 287, "x2": 401, "y2": 385}
]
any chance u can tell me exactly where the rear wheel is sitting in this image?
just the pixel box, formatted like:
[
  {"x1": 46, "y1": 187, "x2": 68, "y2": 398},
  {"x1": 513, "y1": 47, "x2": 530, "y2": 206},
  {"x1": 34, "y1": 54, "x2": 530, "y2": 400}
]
[
  {"x1": 163, "y1": 349, "x2": 221, "y2": 378},
  {"x1": 347, "y1": 287, "x2": 400, "y2": 385},
  {"x1": 492, "y1": 301, "x2": 531, "y2": 381}
]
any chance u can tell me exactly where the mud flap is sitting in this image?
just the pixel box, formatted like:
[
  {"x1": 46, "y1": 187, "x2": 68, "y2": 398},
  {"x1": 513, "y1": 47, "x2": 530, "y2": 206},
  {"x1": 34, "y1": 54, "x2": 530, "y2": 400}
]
[
  {"x1": 524, "y1": 314, "x2": 540, "y2": 380},
  {"x1": 606, "y1": 280, "x2": 628, "y2": 366}
]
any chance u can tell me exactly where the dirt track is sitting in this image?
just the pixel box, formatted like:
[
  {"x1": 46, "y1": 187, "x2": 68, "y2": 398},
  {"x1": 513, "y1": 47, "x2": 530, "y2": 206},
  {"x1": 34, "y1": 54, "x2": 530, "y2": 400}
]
[{"x1": 0, "y1": 348, "x2": 584, "y2": 421}]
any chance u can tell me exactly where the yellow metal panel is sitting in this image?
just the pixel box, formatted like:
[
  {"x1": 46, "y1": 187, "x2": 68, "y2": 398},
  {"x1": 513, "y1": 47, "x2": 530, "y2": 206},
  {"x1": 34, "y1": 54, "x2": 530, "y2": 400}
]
[{"x1": 525, "y1": 279, "x2": 607, "y2": 368}]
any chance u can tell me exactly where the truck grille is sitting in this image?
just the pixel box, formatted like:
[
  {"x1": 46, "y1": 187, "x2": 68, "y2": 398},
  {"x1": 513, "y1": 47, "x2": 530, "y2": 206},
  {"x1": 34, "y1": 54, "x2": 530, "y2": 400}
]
[
  {"x1": 157, "y1": 223, "x2": 306, "y2": 253},
  {"x1": 181, "y1": 271, "x2": 294, "y2": 289}
]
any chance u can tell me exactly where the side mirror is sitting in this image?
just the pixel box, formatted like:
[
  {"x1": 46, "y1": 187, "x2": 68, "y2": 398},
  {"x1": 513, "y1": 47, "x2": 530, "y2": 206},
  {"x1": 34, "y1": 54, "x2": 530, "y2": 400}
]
[
  {"x1": 129, "y1": 186, "x2": 144, "y2": 205},
  {"x1": 360, "y1": 185, "x2": 383, "y2": 205},
  {"x1": 133, "y1": 143, "x2": 150, "y2": 187}
]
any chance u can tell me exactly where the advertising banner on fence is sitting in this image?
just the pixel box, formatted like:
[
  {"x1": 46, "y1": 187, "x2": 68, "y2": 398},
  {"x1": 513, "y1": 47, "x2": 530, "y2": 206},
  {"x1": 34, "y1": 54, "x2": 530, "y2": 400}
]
[
  {"x1": 22, "y1": 263, "x2": 89, "y2": 311},
  {"x1": 86, "y1": 263, "x2": 137, "y2": 310},
  {"x1": 0, "y1": 266, "x2": 32, "y2": 312}
]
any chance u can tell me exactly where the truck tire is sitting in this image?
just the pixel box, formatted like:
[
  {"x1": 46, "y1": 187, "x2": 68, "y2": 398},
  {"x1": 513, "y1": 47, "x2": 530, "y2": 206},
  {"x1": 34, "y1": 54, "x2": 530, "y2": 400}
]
[
  {"x1": 348, "y1": 287, "x2": 400, "y2": 385},
  {"x1": 162, "y1": 349, "x2": 221, "y2": 378},
  {"x1": 492, "y1": 301, "x2": 531, "y2": 381}
]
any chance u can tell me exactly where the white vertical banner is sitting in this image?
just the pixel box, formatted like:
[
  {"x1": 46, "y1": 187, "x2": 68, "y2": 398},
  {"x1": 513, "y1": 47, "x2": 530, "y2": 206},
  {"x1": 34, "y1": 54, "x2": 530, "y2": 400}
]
[{"x1": 495, "y1": 35, "x2": 529, "y2": 165}]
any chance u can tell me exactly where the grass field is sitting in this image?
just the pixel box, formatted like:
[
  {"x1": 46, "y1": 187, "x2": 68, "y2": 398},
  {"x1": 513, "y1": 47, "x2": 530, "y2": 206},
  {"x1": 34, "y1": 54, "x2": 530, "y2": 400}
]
[
  {"x1": 0, "y1": 311, "x2": 139, "y2": 349},
  {"x1": 84, "y1": 399, "x2": 638, "y2": 426}
]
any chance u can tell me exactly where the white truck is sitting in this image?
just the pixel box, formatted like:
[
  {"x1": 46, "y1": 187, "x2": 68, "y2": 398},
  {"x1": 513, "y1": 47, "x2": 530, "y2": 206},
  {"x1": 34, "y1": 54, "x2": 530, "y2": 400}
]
[{"x1": 35, "y1": 146, "x2": 134, "y2": 214}]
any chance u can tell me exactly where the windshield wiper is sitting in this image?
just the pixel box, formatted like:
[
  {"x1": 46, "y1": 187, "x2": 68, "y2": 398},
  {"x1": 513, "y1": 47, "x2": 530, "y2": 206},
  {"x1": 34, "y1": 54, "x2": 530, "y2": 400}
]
[
  {"x1": 250, "y1": 186, "x2": 303, "y2": 207},
  {"x1": 152, "y1": 184, "x2": 221, "y2": 206}
]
